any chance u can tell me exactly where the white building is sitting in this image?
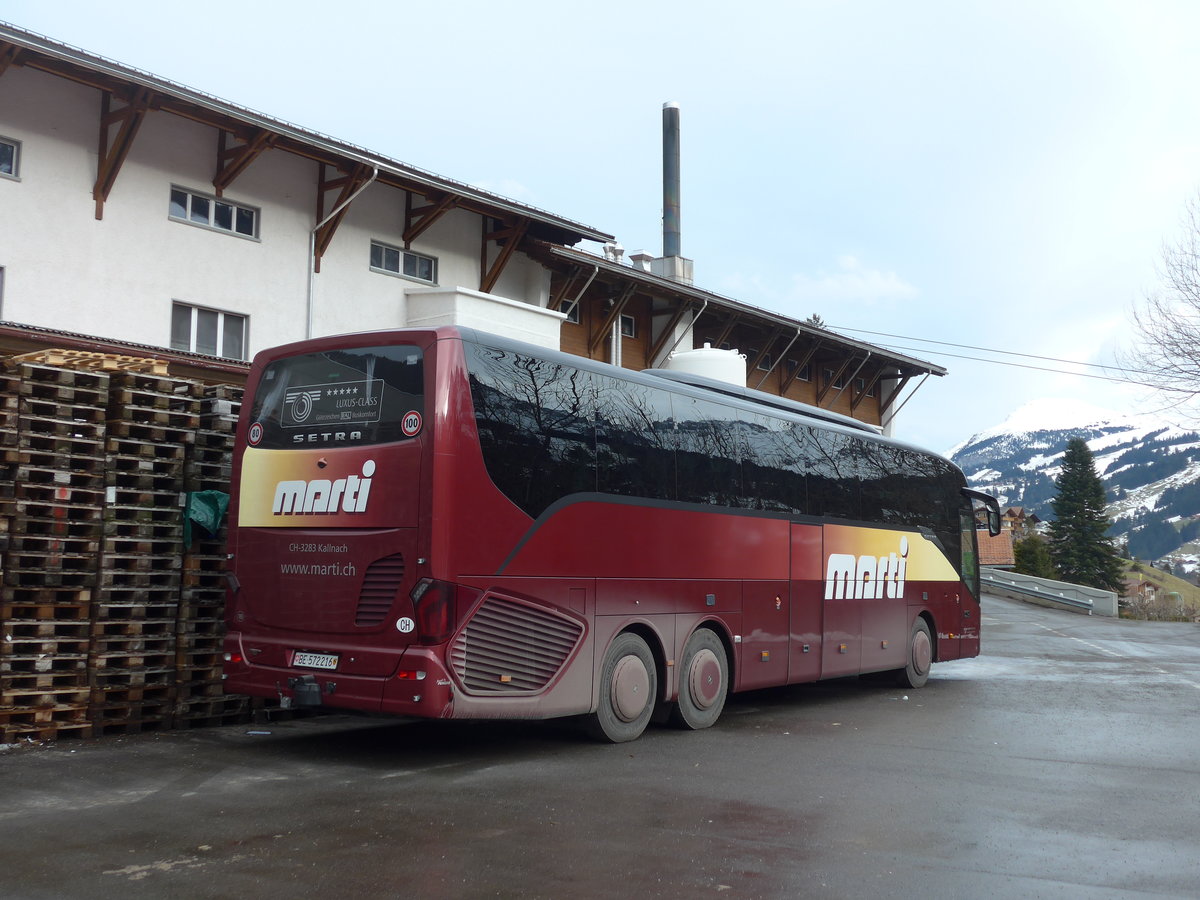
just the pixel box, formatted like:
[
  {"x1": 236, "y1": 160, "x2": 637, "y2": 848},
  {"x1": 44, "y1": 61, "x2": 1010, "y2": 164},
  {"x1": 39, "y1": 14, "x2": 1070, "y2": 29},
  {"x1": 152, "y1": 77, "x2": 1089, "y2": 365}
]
[{"x1": 0, "y1": 23, "x2": 943, "y2": 429}]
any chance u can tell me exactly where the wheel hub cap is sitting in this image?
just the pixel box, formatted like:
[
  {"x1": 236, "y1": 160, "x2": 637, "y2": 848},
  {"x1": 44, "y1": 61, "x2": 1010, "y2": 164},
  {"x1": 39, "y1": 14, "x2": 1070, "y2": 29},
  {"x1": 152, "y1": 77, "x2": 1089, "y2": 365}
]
[
  {"x1": 611, "y1": 655, "x2": 650, "y2": 722},
  {"x1": 688, "y1": 648, "x2": 721, "y2": 709},
  {"x1": 912, "y1": 630, "x2": 932, "y2": 676}
]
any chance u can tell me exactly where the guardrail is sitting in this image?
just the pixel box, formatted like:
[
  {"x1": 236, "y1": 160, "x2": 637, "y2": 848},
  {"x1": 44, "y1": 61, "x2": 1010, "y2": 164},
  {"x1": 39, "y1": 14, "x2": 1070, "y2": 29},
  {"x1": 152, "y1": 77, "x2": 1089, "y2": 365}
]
[{"x1": 981, "y1": 569, "x2": 1119, "y2": 617}]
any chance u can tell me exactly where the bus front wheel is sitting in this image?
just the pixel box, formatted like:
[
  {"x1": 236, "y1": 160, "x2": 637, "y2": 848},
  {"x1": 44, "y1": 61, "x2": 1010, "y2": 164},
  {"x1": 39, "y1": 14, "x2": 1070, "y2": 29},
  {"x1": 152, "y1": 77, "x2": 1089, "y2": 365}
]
[
  {"x1": 588, "y1": 632, "x2": 658, "y2": 743},
  {"x1": 898, "y1": 618, "x2": 933, "y2": 689},
  {"x1": 671, "y1": 628, "x2": 728, "y2": 730}
]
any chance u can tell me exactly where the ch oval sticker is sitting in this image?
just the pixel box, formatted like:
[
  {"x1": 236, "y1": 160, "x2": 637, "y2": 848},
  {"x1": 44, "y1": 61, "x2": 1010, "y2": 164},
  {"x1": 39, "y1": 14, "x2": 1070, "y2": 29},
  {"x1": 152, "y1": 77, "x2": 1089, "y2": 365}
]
[
  {"x1": 396, "y1": 617, "x2": 416, "y2": 634},
  {"x1": 401, "y1": 411, "x2": 423, "y2": 437}
]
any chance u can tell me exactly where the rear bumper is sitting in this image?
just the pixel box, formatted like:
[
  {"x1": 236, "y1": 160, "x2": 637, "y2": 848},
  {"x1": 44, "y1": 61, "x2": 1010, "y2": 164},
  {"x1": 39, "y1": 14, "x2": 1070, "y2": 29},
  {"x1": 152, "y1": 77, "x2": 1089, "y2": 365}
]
[{"x1": 222, "y1": 633, "x2": 455, "y2": 717}]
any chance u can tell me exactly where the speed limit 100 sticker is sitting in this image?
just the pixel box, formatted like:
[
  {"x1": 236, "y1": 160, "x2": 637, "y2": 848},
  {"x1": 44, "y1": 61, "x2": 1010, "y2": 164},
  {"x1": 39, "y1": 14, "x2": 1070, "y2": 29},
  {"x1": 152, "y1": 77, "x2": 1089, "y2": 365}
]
[
  {"x1": 248, "y1": 422, "x2": 264, "y2": 446},
  {"x1": 401, "y1": 411, "x2": 423, "y2": 437}
]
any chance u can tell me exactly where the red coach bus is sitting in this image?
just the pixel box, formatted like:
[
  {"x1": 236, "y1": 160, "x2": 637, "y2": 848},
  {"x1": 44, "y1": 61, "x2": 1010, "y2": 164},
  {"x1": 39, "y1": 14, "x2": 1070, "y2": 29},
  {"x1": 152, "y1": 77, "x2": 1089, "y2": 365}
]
[{"x1": 222, "y1": 326, "x2": 1000, "y2": 741}]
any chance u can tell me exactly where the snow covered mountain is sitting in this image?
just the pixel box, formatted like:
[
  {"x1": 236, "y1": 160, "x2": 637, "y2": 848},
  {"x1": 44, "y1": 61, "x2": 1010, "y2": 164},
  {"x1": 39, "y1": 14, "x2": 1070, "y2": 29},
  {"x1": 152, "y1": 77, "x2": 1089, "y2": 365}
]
[{"x1": 947, "y1": 398, "x2": 1200, "y2": 564}]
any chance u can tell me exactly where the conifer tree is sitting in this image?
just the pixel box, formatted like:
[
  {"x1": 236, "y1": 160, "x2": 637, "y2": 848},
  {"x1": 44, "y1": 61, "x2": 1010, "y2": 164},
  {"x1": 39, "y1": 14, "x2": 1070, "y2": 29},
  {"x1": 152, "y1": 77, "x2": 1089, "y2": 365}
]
[
  {"x1": 1046, "y1": 438, "x2": 1126, "y2": 591},
  {"x1": 1013, "y1": 534, "x2": 1056, "y2": 579}
]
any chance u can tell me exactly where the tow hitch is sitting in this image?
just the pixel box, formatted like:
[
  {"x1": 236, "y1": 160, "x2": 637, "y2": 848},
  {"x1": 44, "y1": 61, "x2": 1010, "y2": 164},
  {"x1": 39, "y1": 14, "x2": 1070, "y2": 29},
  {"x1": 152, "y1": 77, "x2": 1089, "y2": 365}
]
[{"x1": 287, "y1": 675, "x2": 323, "y2": 707}]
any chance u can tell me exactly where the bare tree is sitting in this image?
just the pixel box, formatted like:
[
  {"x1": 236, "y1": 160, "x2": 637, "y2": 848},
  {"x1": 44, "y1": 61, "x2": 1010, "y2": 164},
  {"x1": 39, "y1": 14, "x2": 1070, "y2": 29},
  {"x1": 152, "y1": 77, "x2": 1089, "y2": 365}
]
[{"x1": 1129, "y1": 192, "x2": 1200, "y2": 403}]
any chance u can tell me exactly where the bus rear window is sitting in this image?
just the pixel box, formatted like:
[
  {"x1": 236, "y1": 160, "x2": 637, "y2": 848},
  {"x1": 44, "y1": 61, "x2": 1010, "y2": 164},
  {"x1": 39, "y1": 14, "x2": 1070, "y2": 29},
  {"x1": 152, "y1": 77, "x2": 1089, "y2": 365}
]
[{"x1": 247, "y1": 345, "x2": 424, "y2": 448}]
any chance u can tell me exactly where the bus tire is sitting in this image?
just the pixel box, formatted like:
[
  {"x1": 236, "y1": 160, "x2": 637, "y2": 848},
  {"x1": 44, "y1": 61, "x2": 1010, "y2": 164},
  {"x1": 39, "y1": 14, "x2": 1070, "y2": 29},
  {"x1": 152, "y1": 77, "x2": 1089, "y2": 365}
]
[
  {"x1": 670, "y1": 628, "x2": 728, "y2": 730},
  {"x1": 588, "y1": 632, "x2": 657, "y2": 743},
  {"x1": 898, "y1": 618, "x2": 933, "y2": 689}
]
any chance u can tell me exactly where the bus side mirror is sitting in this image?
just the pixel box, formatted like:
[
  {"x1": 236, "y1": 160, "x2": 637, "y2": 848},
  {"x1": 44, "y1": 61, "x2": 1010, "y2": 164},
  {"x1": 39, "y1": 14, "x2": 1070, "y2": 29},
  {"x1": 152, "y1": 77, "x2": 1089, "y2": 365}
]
[{"x1": 962, "y1": 488, "x2": 1002, "y2": 537}]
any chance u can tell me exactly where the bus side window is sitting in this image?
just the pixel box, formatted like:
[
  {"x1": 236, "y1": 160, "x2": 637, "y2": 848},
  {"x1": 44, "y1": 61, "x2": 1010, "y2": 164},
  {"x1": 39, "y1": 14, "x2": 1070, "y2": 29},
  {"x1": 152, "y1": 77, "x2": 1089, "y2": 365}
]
[
  {"x1": 801, "y1": 426, "x2": 860, "y2": 520},
  {"x1": 472, "y1": 350, "x2": 599, "y2": 517},
  {"x1": 673, "y1": 397, "x2": 742, "y2": 508},
  {"x1": 594, "y1": 374, "x2": 675, "y2": 502},
  {"x1": 742, "y1": 413, "x2": 805, "y2": 514}
]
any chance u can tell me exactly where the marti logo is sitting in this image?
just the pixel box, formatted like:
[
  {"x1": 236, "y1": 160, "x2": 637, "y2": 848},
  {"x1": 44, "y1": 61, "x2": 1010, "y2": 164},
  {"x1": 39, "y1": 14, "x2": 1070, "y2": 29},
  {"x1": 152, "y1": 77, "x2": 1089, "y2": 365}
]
[
  {"x1": 824, "y1": 535, "x2": 910, "y2": 600},
  {"x1": 272, "y1": 460, "x2": 376, "y2": 516}
]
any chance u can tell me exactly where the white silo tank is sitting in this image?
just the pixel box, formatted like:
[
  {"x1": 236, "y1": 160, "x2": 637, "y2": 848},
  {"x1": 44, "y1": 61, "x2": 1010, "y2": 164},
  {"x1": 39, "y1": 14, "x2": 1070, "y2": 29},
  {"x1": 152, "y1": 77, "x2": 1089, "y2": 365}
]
[{"x1": 664, "y1": 343, "x2": 747, "y2": 387}]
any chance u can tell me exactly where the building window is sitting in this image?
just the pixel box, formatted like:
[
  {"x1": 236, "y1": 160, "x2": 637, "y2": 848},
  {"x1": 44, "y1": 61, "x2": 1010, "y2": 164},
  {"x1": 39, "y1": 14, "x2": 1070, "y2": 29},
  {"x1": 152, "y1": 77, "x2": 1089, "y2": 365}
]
[
  {"x1": 756, "y1": 352, "x2": 773, "y2": 372},
  {"x1": 619, "y1": 314, "x2": 637, "y2": 338},
  {"x1": 370, "y1": 240, "x2": 437, "y2": 284},
  {"x1": 786, "y1": 360, "x2": 810, "y2": 382},
  {"x1": 855, "y1": 376, "x2": 876, "y2": 397},
  {"x1": 563, "y1": 300, "x2": 581, "y2": 324},
  {"x1": 824, "y1": 368, "x2": 845, "y2": 390},
  {"x1": 169, "y1": 187, "x2": 258, "y2": 238},
  {"x1": 0, "y1": 137, "x2": 19, "y2": 179},
  {"x1": 171, "y1": 302, "x2": 247, "y2": 359}
]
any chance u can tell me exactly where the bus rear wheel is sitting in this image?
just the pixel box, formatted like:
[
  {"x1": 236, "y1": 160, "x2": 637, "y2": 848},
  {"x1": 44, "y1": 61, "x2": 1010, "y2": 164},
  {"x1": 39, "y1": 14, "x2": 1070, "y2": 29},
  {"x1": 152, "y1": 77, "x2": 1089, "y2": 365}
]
[
  {"x1": 588, "y1": 632, "x2": 658, "y2": 743},
  {"x1": 897, "y1": 618, "x2": 933, "y2": 689},
  {"x1": 670, "y1": 628, "x2": 728, "y2": 730}
]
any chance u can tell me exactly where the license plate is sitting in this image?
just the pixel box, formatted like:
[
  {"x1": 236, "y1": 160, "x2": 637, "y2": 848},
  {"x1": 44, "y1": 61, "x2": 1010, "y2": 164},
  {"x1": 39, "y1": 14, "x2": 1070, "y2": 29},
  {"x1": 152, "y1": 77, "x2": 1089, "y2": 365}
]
[{"x1": 293, "y1": 651, "x2": 338, "y2": 670}]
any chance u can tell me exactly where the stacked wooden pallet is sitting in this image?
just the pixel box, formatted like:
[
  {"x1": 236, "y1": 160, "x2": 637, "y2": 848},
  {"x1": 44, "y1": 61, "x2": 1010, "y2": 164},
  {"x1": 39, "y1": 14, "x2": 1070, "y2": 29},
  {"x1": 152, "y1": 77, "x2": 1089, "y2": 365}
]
[
  {"x1": 89, "y1": 372, "x2": 198, "y2": 735},
  {"x1": 175, "y1": 383, "x2": 248, "y2": 728},
  {"x1": 0, "y1": 352, "x2": 258, "y2": 742},
  {"x1": 1, "y1": 362, "x2": 110, "y2": 740}
]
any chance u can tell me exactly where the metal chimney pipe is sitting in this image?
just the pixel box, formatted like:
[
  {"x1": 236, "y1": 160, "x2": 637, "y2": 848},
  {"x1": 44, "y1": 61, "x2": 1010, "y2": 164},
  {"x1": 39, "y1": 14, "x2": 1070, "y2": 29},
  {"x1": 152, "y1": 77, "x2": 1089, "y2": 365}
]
[{"x1": 662, "y1": 101, "x2": 681, "y2": 259}]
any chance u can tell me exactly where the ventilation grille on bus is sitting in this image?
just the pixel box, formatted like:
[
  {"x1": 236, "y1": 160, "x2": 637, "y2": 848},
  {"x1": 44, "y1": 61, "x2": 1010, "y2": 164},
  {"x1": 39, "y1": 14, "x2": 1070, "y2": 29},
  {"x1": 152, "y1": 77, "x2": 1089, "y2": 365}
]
[
  {"x1": 355, "y1": 554, "x2": 405, "y2": 626},
  {"x1": 450, "y1": 596, "x2": 583, "y2": 693}
]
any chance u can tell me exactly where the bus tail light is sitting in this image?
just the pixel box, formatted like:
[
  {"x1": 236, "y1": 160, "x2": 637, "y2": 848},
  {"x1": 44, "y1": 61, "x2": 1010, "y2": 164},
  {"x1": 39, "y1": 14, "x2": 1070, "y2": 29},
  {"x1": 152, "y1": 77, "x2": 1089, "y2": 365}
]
[{"x1": 410, "y1": 579, "x2": 479, "y2": 645}]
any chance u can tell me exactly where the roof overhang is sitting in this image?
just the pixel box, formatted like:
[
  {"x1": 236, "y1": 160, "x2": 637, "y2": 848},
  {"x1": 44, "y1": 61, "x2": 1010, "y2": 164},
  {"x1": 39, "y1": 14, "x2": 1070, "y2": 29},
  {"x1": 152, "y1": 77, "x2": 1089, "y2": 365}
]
[
  {"x1": 532, "y1": 243, "x2": 948, "y2": 378},
  {"x1": 0, "y1": 23, "x2": 613, "y2": 247}
]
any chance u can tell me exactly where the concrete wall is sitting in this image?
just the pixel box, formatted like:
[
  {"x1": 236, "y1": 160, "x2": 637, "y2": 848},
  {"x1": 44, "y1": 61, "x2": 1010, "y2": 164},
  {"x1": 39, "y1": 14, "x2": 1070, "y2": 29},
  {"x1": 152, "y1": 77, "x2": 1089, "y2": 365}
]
[{"x1": 982, "y1": 568, "x2": 1119, "y2": 617}]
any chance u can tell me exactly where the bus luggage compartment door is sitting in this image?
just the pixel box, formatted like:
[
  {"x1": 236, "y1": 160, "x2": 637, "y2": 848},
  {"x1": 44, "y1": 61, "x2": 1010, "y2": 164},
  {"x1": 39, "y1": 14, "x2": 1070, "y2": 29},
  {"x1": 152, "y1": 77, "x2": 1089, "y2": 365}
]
[{"x1": 788, "y1": 524, "x2": 822, "y2": 684}]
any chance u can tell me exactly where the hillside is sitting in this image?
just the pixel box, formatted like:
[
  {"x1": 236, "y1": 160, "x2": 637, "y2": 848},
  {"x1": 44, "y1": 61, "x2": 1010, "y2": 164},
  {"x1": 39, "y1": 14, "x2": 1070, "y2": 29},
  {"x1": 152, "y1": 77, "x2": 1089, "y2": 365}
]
[{"x1": 948, "y1": 399, "x2": 1200, "y2": 570}]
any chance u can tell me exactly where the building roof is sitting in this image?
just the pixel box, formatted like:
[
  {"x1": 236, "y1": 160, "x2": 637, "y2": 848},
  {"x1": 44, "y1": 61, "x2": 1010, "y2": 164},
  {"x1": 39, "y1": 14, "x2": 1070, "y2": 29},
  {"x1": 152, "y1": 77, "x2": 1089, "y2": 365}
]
[
  {"x1": 530, "y1": 243, "x2": 948, "y2": 379},
  {"x1": 978, "y1": 530, "x2": 1015, "y2": 567},
  {"x1": 0, "y1": 22, "x2": 613, "y2": 247}
]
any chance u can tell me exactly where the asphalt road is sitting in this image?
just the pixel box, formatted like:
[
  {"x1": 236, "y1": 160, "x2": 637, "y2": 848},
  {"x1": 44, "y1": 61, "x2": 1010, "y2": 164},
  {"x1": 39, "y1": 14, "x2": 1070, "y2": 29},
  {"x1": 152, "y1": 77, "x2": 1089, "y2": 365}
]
[{"x1": 3, "y1": 594, "x2": 1199, "y2": 899}]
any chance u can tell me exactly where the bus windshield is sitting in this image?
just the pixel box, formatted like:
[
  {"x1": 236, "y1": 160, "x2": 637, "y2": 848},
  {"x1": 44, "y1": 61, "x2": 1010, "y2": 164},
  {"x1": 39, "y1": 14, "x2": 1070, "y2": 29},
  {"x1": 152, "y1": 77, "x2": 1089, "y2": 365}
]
[{"x1": 247, "y1": 344, "x2": 424, "y2": 448}]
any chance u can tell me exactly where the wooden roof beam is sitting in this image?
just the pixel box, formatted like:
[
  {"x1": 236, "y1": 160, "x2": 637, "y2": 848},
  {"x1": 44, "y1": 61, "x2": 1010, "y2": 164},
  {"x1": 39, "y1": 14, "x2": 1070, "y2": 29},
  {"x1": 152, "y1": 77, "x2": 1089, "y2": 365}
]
[
  {"x1": 711, "y1": 313, "x2": 741, "y2": 350},
  {"x1": 589, "y1": 283, "x2": 637, "y2": 355},
  {"x1": 816, "y1": 357, "x2": 853, "y2": 406},
  {"x1": 780, "y1": 342, "x2": 819, "y2": 394},
  {"x1": 214, "y1": 127, "x2": 278, "y2": 197},
  {"x1": 404, "y1": 192, "x2": 458, "y2": 245},
  {"x1": 94, "y1": 86, "x2": 153, "y2": 220},
  {"x1": 878, "y1": 373, "x2": 912, "y2": 416},
  {"x1": 313, "y1": 162, "x2": 372, "y2": 272},
  {"x1": 753, "y1": 327, "x2": 803, "y2": 390},
  {"x1": 851, "y1": 369, "x2": 885, "y2": 412},
  {"x1": 480, "y1": 217, "x2": 529, "y2": 294},
  {"x1": 0, "y1": 41, "x2": 24, "y2": 77},
  {"x1": 746, "y1": 325, "x2": 784, "y2": 375},
  {"x1": 549, "y1": 264, "x2": 587, "y2": 312},
  {"x1": 825, "y1": 353, "x2": 871, "y2": 409},
  {"x1": 648, "y1": 301, "x2": 696, "y2": 365}
]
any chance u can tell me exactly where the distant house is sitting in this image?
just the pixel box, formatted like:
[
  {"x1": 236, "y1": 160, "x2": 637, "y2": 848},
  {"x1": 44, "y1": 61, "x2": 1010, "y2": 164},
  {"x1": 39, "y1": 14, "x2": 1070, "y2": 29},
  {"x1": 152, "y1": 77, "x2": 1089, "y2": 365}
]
[
  {"x1": 978, "y1": 506, "x2": 1042, "y2": 538},
  {"x1": 1123, "y1": 576, "x2": 1158, "y2": 603},
  {"x1": 1001, "y1": 507, "x2": 1042, "y2": 537},
  {"x1": 978, "y1": 530, "x2": 1015, "y2": 569}
]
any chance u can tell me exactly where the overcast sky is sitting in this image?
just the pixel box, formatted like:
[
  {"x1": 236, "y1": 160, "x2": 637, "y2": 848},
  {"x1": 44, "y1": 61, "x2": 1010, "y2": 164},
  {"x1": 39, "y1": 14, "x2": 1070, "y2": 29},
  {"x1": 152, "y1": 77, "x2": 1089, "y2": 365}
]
[{"x1": 4, "y1": 0, "x2": 1199, "y2": 453}]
